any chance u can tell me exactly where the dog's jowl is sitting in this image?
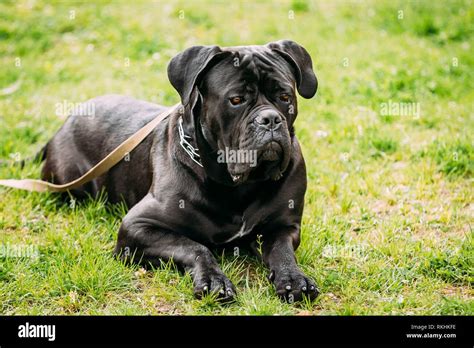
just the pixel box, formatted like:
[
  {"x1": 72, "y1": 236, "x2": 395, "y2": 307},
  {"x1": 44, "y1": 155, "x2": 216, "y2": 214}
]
[{"x1": 40, "y1": 40, "x2": 319, "y2": 302}]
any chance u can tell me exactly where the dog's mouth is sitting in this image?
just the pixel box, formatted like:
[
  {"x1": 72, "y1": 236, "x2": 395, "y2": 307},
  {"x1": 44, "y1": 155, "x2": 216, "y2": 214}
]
[
  {"x1": 226, "y1": 140, "x2": 288, "y2": 185},
  {"x1": 260, "y1": 141, "x2": 282, "y2": 162}
]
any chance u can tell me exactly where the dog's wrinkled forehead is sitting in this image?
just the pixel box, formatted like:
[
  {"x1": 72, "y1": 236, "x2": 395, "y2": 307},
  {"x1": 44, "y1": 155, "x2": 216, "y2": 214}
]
[
  {"x1": 203, "y1": 46, "x2": 295, "y2": 90},
  {"x1": 226, "y1": 46, "x2": 294, "y2": 74}
]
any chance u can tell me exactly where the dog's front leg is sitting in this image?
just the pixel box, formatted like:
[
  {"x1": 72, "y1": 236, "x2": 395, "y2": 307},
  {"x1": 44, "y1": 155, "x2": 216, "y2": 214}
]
[
  {"x1": 262, "y1": 227, "x2": 319, "y2": 302},
  {"x1": 114, "y1": 202, "x2": 236, "y2": 301}
]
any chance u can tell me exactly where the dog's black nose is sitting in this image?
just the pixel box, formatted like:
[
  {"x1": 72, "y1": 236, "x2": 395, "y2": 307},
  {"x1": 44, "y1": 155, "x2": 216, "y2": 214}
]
[{"x1": 255, "y1": 110, "x2": 282, "y2": 131}]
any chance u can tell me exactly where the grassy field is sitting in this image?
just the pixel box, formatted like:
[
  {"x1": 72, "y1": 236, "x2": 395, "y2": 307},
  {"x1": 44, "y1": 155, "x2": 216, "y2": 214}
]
[{"x1": 0, "y1": 0, "x2": 472, "y2": 315}]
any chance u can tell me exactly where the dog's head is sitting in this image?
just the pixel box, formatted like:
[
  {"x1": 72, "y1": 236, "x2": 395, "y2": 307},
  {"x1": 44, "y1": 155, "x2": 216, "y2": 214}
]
[{"x1": 167, "y1": 40, "x2": 317, "y2": 185}]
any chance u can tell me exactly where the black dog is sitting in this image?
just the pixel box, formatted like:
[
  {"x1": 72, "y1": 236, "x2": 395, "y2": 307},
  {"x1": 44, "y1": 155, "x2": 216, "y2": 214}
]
[{"x1": 40, "y1": 40, "x2": 318, "y2": 302}]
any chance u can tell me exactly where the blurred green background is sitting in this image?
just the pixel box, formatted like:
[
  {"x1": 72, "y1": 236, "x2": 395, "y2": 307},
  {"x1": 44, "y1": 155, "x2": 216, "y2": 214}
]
[{"x1": 0, "y1": 0, "x2": 472, "y2": 315}]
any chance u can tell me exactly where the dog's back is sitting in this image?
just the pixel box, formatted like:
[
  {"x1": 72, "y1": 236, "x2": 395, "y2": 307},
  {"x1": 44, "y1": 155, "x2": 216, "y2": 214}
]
[{"x1": 41, "y1": 95, "x2": 168, "y2": 206}]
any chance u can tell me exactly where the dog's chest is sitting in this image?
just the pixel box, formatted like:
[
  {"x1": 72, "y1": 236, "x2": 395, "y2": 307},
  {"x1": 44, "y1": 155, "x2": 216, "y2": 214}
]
[
  {"x1": 208, "y1": 215, "x2": 257, "y2": 245},
  {"x1": 223, "y1": 219, "x2": 254, "y2": 243}
]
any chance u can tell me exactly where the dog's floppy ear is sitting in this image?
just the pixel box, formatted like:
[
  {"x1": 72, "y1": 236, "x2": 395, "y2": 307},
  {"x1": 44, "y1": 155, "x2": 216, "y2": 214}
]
[
  {"x1": 266, "y1": 40, "x2": 317, "y2": 99},
  {"x1": 167, "y1": 45, "x2": 231, "y2": 106}
]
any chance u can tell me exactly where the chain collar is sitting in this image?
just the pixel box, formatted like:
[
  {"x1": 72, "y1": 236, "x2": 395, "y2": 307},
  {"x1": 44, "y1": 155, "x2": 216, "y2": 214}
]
[{"x1": 178, "y1": 116, "x2": 203, "y2": 167}]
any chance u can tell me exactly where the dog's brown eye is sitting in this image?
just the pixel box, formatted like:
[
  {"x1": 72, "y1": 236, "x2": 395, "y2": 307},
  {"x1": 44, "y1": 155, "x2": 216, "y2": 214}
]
[
  {"x1": 229, "y1": 96, "x2": 244, "y2": 105},
  {"x1": 279, "y1": 94, "x2": 290, "y2": 103}
]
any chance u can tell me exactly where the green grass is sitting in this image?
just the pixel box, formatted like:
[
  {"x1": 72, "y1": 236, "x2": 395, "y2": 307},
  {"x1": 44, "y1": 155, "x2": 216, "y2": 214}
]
[{"x1": 0, "y1": 0, "x2": 473, "y2": 315}]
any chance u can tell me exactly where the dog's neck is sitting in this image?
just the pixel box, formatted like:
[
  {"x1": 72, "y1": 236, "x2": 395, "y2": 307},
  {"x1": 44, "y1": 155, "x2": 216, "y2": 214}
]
[
  {"x1": 177, "y1": 114, "x2": 203, "y2": 168},
  {"x1": 177, "y1": 100, "x2": 236, "y2": 186}
]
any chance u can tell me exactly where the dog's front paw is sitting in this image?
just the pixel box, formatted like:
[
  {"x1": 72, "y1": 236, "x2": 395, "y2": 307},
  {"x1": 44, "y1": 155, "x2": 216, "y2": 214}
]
[
  {"x1": 193, "y1": 267, "x2": 236, "y2": 303},
  {"x1": 269, "y1": 268, "x2": 319, "y2": 303}
]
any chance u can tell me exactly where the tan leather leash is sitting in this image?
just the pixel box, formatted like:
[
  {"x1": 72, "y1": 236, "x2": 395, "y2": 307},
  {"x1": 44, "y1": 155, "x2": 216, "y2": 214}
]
[{"x1": 0, "y1": 103, "x2": 180, "y2": 193}]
